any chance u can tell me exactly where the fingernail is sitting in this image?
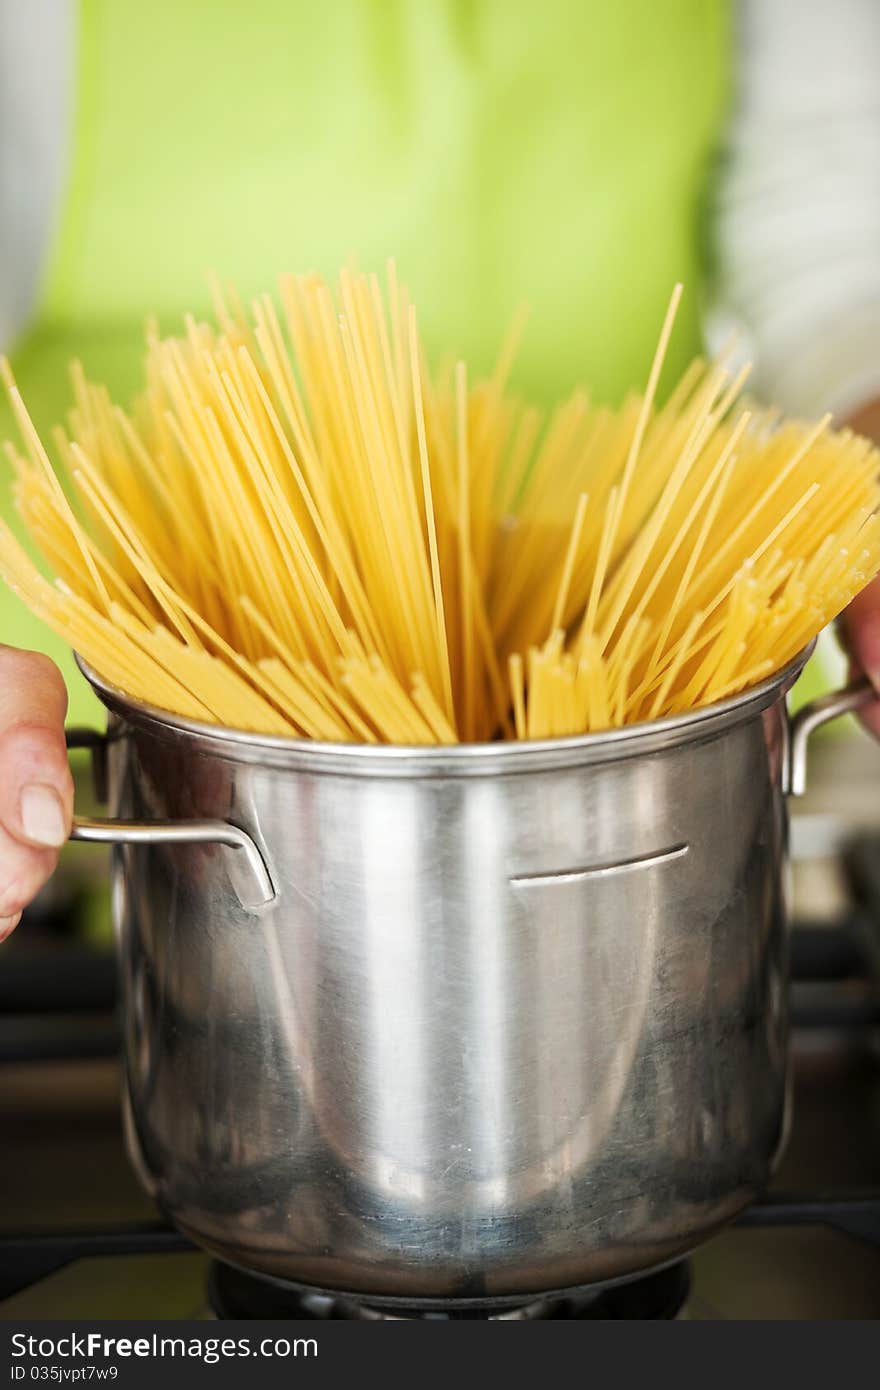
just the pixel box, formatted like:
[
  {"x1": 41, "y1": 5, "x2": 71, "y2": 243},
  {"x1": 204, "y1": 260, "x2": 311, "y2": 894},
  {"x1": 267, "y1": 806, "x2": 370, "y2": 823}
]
[
  {"x1": 859, "y1": 614, "x2": 880, "y2": 691},
  {"x1": 20, "y1": 783, "x2": 67, "y2": 847},
  {"x1": 0, "y1": 911, "x2": 22, "y2": 939}
]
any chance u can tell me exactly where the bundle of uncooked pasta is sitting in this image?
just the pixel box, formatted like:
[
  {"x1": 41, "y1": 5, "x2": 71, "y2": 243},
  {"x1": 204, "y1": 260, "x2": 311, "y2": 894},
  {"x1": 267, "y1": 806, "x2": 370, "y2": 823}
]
[{"x1": 1, "y1": 269, "x2": 878, "y2": 743}]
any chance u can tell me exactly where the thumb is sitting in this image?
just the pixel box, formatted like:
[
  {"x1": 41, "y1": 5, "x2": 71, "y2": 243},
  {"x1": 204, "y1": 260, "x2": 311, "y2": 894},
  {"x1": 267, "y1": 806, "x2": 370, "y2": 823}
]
[
  {"x1": 0, "y1": 646, "x2": 72, "y2": 848},
  {"x1": 0, "y1": 647, "x2": 73, "y2": 939}
]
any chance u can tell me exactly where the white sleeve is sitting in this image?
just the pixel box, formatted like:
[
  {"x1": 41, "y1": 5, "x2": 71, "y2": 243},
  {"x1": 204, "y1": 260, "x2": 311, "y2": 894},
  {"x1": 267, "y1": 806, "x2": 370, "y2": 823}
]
[
  {"x1": 712, "y1": 0, "x2": 880, "y2": 419},
  {"x1": 0, "y1": 0, "x2": 73, "y2": 352}
]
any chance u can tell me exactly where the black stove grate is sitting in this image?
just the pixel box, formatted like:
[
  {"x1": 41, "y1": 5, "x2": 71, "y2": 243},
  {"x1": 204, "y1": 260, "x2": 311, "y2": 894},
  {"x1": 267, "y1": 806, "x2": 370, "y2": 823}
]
[{"x1": 207, "y1": 1257, "x2": 693, "y2": 1320}]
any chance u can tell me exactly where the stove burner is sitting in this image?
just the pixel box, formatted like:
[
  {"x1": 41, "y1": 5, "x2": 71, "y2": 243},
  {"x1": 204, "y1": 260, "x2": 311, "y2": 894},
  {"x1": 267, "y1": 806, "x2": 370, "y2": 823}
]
[{"x1": 208, "y1": 1260, "x2": 692, "y2": 1320}]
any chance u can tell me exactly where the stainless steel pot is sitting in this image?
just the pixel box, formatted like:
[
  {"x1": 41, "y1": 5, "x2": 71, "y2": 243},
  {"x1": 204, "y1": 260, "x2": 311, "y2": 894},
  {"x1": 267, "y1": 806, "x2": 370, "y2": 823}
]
[{"x1": 65, "y1": 648, "x2": 870, "y2": 1299}]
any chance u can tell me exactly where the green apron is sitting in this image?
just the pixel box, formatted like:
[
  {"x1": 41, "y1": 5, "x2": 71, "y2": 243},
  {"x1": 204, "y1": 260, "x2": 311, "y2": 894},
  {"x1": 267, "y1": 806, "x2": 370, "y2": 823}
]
[{"x1": 1, "y1": 0, "x2": 732, "y2": 720}]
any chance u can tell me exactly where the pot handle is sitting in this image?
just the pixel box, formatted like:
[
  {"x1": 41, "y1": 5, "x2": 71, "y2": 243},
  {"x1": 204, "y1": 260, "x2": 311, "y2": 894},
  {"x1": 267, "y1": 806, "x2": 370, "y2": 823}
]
[
  {"x1": 786, "y1": 677, "x2": 875, "y2": 797},
  {"x1": 64, "y1": 727, "x2": 277, "y2": 910}
]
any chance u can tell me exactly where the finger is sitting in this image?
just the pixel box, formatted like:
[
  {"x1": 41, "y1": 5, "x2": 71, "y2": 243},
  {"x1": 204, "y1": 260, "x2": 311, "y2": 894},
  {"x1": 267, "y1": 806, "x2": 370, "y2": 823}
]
[
  {"x1": 0, "y1": 912, "x2": 22, "y2": 943},
  {"x1": 859, "y1": 702, "x2": 880, "y2": 739},
  {"x1": 840, "y1": 574, "x2": 880, "y2": 691},
  {"x1": 0, "y1": 819, "x2": 59, "y2": 932},
  {"x1": 851, "y1": 659, "x2": 880, "y2": 738},
  {"x1": 0, "y1": 647, "x2": 73, "y2": 850}
]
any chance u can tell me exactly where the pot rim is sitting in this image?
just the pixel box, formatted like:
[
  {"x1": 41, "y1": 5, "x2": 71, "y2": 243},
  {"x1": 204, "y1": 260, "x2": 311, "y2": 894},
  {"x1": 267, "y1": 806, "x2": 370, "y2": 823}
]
[{"x1": 74, "y1": 641, "x2": 814, "y2": 777}]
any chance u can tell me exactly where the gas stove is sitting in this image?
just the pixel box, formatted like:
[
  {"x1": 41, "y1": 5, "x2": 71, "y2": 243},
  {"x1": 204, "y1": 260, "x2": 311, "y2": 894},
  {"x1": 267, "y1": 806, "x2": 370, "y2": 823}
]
[{"x1": 2, "y1": 739, "x2": 880, "y2": 1321}]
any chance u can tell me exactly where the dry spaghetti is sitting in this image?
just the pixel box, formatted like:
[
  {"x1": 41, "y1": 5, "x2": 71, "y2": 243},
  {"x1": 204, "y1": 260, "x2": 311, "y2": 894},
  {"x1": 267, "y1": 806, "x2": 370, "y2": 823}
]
[{"x1": 1, "y1": 267, "x2": 878, "y2": 743}]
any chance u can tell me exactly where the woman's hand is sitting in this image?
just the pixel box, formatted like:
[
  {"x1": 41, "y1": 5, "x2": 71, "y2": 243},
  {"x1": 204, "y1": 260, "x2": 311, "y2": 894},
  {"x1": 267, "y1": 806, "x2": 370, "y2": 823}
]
[
  {"x1": 0, "y1": 646, "x2": 73, "y2": 940},
  {"x1": 839, "y1": 575, "x2": 880, "y2": 737},
  {"x1": 839, "y1": 399, "x2": 880, "y2": 736}
]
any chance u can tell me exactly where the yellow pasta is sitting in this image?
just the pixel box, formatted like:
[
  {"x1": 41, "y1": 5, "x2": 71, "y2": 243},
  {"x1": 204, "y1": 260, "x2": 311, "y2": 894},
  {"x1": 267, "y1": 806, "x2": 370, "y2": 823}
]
[{"x1": 1, "y1": 266, "x2": 879, "y2": 743}]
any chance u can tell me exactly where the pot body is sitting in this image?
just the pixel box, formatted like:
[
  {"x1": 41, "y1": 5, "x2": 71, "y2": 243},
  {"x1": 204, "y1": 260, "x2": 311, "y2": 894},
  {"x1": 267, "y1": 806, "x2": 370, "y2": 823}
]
[{"x1": 104, "y1": 682, "x2": 792, "y2": 1298}]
